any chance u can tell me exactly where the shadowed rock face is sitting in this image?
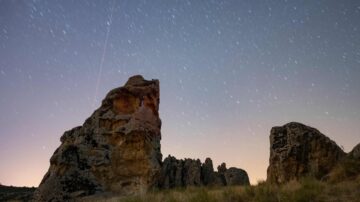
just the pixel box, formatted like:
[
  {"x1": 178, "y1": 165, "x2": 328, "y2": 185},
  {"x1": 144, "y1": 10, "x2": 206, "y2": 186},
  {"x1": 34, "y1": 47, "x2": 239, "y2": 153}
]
[
  {"x1": 34, "y1": 75, "x2": 162, "y2": 201},
  {"x1": 224, "y1": 167, "x2": 250, "y2": 186},
  {"x1": 267, "y1": 122, "x2": 346, "y2": 184},
  {"x1": 349, "y1": 143, "x2": 360, "y2": 159},
  {"x1": 159, "y1": 156, "x2": 249, "y2": 188}
]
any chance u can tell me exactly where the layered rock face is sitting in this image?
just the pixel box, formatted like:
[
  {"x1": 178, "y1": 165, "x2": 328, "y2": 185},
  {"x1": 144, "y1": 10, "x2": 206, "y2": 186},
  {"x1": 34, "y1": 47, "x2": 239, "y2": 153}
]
[
  {"x1": 34, "y1": 75, "x2": 162, "y2": 201},
  {"x1": 159, "y1": 156, "x2": 249, "y2": 188},
  {"x1": 267, "y1": 122, "x2": 346, "y2": 184}
]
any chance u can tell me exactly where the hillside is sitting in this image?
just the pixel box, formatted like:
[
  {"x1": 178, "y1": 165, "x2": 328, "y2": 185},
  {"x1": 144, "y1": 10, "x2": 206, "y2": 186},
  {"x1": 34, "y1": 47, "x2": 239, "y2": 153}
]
[{"x1": 0, "y1": 184, "x2": 36, "y2": 202}]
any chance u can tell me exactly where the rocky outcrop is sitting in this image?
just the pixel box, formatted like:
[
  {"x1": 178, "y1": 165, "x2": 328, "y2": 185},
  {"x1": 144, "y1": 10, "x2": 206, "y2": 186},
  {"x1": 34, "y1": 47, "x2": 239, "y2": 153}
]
[
  {"x1": 267, "y1": 122, "x2": 346, "y2": 184},
  {"x1": 34, "y1": 75, "x2": 162, "y2": 201},
  {"x1": 159, "y1": 155, "x2": 249, "y2": 188},
  {"x1": 224, "y1": 167, "x2": 250, "y2": 186},
  {"x1": 349, "y1": 143, "x2": 360, "y2": 159},
  {"x1": 201, "y1": 158, "x2": 219, "y2": 186}
]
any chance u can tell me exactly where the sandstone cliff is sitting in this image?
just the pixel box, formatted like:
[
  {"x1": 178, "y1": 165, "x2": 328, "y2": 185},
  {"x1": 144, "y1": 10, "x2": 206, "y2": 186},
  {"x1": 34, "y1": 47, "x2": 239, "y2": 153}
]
[
  {"x1": 267, "y1": 122, "x2": 346, "y2": 184},
  {"x1": 34, "y1": 75, "x2": 162, "y2": 201},
  {"x1": 159, "y1": 155, "x2": 249, "y2": 188}
]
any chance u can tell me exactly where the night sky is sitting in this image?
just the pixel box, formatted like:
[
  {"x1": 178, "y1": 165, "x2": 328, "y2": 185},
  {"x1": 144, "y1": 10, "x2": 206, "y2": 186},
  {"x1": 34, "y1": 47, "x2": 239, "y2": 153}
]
[{"x1": 1, "y1": 0, "x2": 360, "y2": 186}]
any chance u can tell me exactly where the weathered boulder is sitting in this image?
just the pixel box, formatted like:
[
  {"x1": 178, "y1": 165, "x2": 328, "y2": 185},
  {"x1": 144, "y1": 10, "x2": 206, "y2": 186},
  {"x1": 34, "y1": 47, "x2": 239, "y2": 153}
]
[
  {"x1": 216, "y1": 163, "x2": 228, "y2": 185},
  {"x1": 34, "y1": 75, "x2": 162, "y2": 201},
  {"x1": 349, "y1": 143, "x2": 360, "y2": 159},
  {"x1": 201, "y1": 158, "x2": 216, "y2": 185},
  {"x1": 224, "y1": 167, "x2": 250, "y2": 186},
  {"x1": 159, "y1": 156, "x2": 249, "y2": 188},
  {"x1": 216, "y1": 163, "x2": 249, "y2": 186},
  {"x1": 267, "y1": 122, "x2": 346, "y2": 184},
  {"x1": 183, "y1": 159, "x2": 202, "y2": 186}
]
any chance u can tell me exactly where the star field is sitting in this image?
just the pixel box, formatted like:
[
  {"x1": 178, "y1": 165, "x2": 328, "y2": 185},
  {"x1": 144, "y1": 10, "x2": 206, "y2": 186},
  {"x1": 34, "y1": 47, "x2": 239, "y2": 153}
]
[{"x1": 0, "y1": 0, "x2": 360, "y2": 186}]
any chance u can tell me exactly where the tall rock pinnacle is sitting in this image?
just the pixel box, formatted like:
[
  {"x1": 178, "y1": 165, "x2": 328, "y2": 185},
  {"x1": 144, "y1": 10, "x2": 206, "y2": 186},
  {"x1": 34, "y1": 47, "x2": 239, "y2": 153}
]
[{"x1": 34, "y1": 75, "x2": 162, "y2": 201}]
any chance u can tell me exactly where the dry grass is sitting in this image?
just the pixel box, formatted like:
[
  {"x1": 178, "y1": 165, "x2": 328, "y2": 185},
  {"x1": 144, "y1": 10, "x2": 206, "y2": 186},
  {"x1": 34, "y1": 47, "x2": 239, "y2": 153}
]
[
  {"x1": 327, "y1": 157, "x2": 360, "y2": 183},
  {"x1": 80, "y1": 157, "x2": 360, "y2": 202},
  {"x1": 112, "y1": 177, "x2": 360, "y2": 202}
]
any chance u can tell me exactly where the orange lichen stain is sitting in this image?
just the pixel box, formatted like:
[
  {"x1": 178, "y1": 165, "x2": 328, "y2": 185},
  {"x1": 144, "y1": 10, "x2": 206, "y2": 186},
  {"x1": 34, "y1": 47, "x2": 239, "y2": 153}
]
[
  {"x1": 110, "y1": 132, "x2": 152, "y2": 177},
  {"x1": 143, "y1": 94, "x2": 158, "y2": 115},
  {"x1": 108, "y1": 133, "x2": 125, "y2": 146},
  {"x1": 113, "y1": 92, "x2": 140, "y2": 114}
]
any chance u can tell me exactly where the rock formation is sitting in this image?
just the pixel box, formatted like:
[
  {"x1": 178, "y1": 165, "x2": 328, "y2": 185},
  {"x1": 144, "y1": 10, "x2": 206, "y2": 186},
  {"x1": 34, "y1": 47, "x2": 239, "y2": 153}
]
[
  {"x1": 224, "y1": 167, "x2": 250, "y2": 186},
  {"x1": 267, "y1": 122, "x2": 346, "y2": 184},
  {"x1": 349, "y1": 143, "x2": 360, "y2": 160},
  {"x1": 34, "y1": 75, "x2": 162, "y2": 201},
  {"x1": 159, "y1": 155, "x2": 249, "y2": 188}
]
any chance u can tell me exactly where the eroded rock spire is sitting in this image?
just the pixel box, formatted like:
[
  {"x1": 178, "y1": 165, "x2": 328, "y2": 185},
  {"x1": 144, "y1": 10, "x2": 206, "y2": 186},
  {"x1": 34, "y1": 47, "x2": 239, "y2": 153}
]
[{"x1": 34, "y1": 75, "x2": 162, "y2": 201}]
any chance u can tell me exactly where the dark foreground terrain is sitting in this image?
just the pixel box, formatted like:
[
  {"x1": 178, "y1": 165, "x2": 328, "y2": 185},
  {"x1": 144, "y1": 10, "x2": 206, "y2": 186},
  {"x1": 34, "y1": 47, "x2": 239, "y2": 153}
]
[
  {"x1": 82, "y1": 176, "x2": 360, "y2": 202},
  {"x1": 111, "y1": 157, "x2": 360, "y2": 202},
  {"x1": 0, "y1": 185, "x2": 36, "y2": 202},
  {"x1": 1, "y1": 160, "x2": 360, "y2": 202},
  {"x1": 2, "y1": 178, "x2": 360, "y2": 202},
  {"x1": 78, "y1": 156, "x2": 360, "y2": 201}
]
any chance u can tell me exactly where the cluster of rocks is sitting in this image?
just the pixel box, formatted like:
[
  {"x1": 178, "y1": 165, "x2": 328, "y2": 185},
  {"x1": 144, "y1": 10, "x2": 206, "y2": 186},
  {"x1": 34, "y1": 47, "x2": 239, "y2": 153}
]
[
  {"x1": 159, "y1": 156, "x2": 249, "y2": 188},
  {"x1": 34, "y1": 75, "x2": 163, "y2": 201},
  {"x1": 33, "y1": 75, "x2": 359, "y2": 201},
  {"x1": 34, "y1": 75, "x2": 249, "y2": 201}
]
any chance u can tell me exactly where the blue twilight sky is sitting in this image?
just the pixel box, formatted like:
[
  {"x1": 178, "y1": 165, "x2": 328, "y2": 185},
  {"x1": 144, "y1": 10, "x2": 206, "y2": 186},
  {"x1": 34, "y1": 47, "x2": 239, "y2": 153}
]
[{"x1": 0, "y1": 0, "x2": 360, "y2": 186}]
